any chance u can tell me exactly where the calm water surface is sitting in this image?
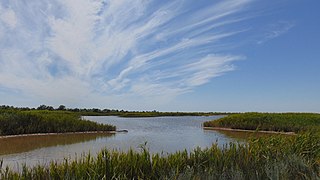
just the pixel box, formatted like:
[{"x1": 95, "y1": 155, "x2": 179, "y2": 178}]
[{"x1": 0, "y1": 115, "x2": 242, "y2": 170}]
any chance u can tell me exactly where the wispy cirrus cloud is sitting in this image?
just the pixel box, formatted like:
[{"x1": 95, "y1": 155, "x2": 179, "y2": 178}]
[
  {"x1": 0, "y1": 0, "x2": 252, "y2": 108},
  {"x1": 257, "y1": 21, "x2": 295, "y2": 44}
]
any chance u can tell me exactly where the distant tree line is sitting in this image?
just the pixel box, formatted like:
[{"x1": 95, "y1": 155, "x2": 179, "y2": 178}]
[
  {"x1": 0, "y1": 105, "x2": 230, "y2": 117},
  {"x1": 0, "y1": 105, "x2": 127, "y2": 113}
]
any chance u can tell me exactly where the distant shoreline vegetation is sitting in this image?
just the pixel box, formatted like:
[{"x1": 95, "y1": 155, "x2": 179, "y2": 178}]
[
  {"x1": 0, "y1": 107, "x2": 115, "y2": 136},
  {"x1": 0, "y1": 105, "x2": 231, "y2": 117},
  {"x1": 0, "y1": 104, "x2": 228, "y2": 136},
  {"x1": 204, "y1": 112, "x2": 320, "y2": 133}
]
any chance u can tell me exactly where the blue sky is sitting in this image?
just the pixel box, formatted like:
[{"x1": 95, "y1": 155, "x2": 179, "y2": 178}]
[{"x1": 0, "y1": 0, "x2": 319, "y2": 112}]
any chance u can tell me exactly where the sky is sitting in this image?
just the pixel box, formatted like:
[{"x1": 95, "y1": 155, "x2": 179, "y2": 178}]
[{"x1": 0, "y1": 0, "x2": 319, "y2": 112}]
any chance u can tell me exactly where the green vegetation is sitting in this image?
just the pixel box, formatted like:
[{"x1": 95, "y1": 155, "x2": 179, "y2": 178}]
[
  {"x1": 204, "y1": 112, "x2": 320, "y2": 133},
  {"x1": 1, "y1": 107, "x2": 319, "y2": 179},
  {"x1": 1, "y1": 133, "x2": 319, "y2": 179},
  {"x1": 0, "y1": 109, "x2": 115, "y2": 136},
  {"x1": 78, "y1": 110, "x2": 222, "y2": 117},
  {"x1": 1, "y1": 105, "x2": 230, "y2": 117},
  {"x1": 117, "y1": 111, "x2": 225, "y2": 117}
]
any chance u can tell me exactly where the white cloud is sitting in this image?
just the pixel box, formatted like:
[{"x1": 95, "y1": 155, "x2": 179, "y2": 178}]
[
  {"x1": 0, "y1": 8, "x2": 18, "y2": 29},
  {"x1": 0, "y1": 0, "x2": 253, "y2": 108},
  {"x1": 257, "y1": 21, "x2": 295, "y2": 44},
  {"x1": 129, "y1": 54, "x2": 242, "y2": 95},
  {"x1": 182, "y1": 55, "x2": 240, "y2": 86}
]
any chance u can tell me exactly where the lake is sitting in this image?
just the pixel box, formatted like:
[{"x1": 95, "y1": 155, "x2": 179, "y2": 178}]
[{"x1": 0, "y1": 115, "x2": 242, "y2": 170}]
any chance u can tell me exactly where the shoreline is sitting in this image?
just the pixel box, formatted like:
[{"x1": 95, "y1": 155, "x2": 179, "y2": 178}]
[
  {"x1": 203, "y1": 127, "x2": 296, "y2": 135},
  {"x1": 0, "y1": 131, "x2": 117, "y2": 139}
]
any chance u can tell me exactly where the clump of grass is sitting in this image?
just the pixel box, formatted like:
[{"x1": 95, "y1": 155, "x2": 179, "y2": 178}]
[
  {"x1": 0, "y1": 110, "x2": 115, "y2": 136},
  {"x1": 1, "y1": 133, "x2": 319, "y2": 179},
  {"x1": 204, "y1": 112, "x2": 320, "y2": 133}
]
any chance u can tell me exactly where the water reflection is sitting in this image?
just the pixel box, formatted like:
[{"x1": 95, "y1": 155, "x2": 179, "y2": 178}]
[
  {"x1": 84, "y1": 116, "x2": 234, "y2": 153},
  {"x1": 206, "y1": 129, "x2": 286, "y2": 141},
  {"x1": 0, "y1": 133, "x2": 114, "y2": 156},
  {"x1": 0, "y1": 115, "x2": 241, "y2": 170}
]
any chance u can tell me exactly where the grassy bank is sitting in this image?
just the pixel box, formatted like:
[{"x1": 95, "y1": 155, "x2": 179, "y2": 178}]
[
  {"x1": 203, "y1": 113, "x2": 320, "y2": 133},
  {"x1": 0, "y1": 110, "x2": 115, "y2": 136},
  {"x1": 0, "y1": 133, "x2": 319, "y2": 179}
]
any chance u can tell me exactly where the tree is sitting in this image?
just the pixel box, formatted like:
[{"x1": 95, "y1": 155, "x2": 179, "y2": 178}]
[
  {"x1": 37, "y1": 105, "x2": 54, "y2": 110},
  {"x1": 57, "y1": 105, "x2": 66, "y2": 111}
]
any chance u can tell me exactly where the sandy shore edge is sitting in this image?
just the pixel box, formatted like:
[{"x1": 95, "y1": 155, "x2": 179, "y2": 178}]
[
  {"x1": 203, "y1": 127, "x2": 296, "y2": 135},
  {"x1": 0, "y1": 131, "x2": 117, "y2": 139}
]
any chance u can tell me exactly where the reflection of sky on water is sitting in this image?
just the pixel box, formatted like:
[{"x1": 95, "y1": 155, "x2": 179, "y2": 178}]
[
  {"x1": 0, "y1": 115, "x2": 238, "y2": 170},
  {"x1": 88, "y1": 116, "x2": 237, "y2": 153}
]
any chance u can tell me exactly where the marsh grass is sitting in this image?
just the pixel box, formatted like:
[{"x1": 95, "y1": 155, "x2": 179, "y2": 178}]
[
  {"x1": 1, "y1": 133, "x2": 319, "y2": 179},
  {"x1": 0, "y1": 110, "x2": 115, "y2": 136},
  {"x1": 204, "y1": 113, "x2": 320, "y2": 133}
]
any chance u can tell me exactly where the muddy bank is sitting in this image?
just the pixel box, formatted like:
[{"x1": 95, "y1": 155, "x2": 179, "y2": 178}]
[{"x1": 0, "y1": 131, "x2": 117, "y2": 139}]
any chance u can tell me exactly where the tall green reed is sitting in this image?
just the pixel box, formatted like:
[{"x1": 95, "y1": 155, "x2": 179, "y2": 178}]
[{"x1": 1, "y1": 133, "x2": 319, "y2": 179}]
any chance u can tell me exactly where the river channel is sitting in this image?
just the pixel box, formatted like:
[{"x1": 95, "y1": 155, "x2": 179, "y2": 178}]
[{"x1": 0, "y1": 115, "x2": 243, "y2": 170}]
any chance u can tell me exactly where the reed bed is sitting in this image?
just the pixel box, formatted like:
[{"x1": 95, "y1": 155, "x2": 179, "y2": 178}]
[
  {"x1": 0, "y1": 110, "x2": 115, "y2": 136},
  {"x1": 203, "y1": 113, "x2": 320, "y2": 133},
  {"x1": 1, "y1": 133, "x2": 319, "y2": 180}
]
